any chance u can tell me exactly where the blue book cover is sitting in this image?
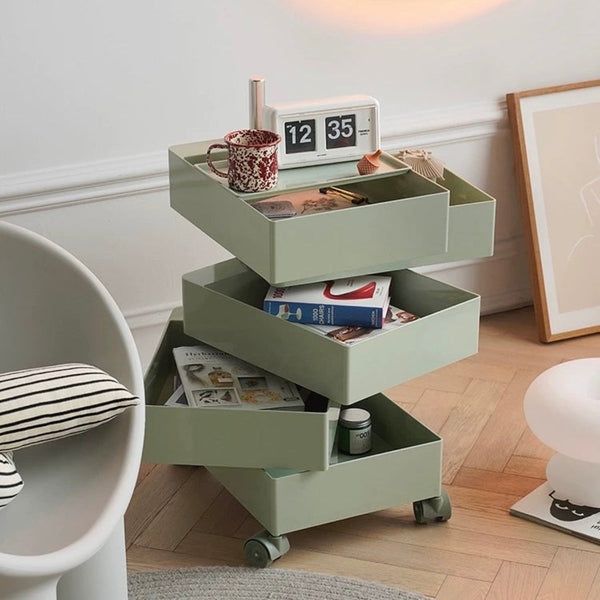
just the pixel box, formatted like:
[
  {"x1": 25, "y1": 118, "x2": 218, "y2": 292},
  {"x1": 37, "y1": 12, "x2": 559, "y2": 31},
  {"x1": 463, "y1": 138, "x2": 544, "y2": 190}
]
[{"x1": 263, "y1": 276, "x2": 391, "y2": 329}]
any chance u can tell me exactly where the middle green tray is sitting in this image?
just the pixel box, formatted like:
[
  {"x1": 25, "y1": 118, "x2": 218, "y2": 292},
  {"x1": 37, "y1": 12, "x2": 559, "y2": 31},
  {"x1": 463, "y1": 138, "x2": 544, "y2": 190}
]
[{"x1": 183, "y1": 259, "x2": 481, "y2": 406}]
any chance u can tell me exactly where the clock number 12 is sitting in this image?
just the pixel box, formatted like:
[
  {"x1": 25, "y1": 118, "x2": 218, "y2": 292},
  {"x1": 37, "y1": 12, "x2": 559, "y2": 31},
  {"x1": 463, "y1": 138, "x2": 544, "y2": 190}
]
[
  {"x1": 289, "y1": 123, "x2": 312, "y2": 145},
  {"x1": 284, "y1": 119, "x2": 316, "y2": 154}
]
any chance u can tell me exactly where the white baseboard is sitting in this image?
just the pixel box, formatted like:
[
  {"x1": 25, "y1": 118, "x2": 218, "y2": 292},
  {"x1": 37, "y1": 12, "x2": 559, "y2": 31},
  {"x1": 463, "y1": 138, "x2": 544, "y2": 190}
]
[
  {"x1": 125, "y1": 288, "x2": 533, "y2": 336},
  {"x1": 124, "y1": 235, "x2": 532, "y2": 334},
  {"x1": 124, "y1": 301, "x2": 180, "y2": 332},
  {"x1": 131, "y1": 288, "x2": 534, "y2": 372}
]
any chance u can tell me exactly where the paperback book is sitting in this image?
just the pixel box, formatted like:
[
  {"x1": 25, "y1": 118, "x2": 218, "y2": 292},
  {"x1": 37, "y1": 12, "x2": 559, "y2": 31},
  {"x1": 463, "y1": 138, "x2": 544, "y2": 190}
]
[
  {"x1": 264, "y1": 276, "x2": 391, "y2": 328},
  {"x1": 302, "y1": 306, "x2": 418, "y2": 344},
  {"x1": 172, "y1": 345, "x2": 304, "y2": 410}
]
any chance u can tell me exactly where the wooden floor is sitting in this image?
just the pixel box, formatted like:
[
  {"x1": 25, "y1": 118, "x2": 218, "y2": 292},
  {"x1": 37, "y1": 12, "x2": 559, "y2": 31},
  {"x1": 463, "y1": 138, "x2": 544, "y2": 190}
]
[{"x1": 126, "y1": 307, "x2": 600, "y2": 599}]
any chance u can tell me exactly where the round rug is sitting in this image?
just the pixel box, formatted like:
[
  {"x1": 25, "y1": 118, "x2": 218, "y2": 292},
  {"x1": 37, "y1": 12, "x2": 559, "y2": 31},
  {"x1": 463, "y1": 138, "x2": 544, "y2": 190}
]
[{"x1": 128, "y1": 567, "x2": 429, "y2": 600}]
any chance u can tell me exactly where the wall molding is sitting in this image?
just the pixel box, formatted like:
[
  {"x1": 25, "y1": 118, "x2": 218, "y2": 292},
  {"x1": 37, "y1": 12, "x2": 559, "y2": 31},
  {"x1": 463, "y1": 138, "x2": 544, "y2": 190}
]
[
  {"x1": 0, "y1": 100, "x2": 508, "y2": 217},
  {"x1": 0, "y1": 152, "x2": 168, "y2": 216},
  {"x1": 381, "y1": 99, "x2": 508, "y2": 150}
]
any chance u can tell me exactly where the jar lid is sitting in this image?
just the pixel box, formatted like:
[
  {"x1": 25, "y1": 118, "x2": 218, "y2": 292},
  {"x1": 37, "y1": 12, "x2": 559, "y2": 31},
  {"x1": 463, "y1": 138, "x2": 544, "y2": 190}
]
[{"x1": 339, "y1": 408, "x2": 371, "y2": 429}]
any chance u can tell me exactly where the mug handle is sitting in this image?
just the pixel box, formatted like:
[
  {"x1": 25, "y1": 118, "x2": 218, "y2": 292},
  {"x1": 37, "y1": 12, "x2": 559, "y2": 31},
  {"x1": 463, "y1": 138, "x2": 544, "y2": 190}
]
[{"x1": 206, "y1": 143, "x2": 229, "y2": 178}]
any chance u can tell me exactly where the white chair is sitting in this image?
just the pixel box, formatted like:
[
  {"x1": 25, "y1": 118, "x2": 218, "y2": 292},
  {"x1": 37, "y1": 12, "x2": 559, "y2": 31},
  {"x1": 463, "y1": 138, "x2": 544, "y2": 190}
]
[{"x1": 0, "y1": 221, "x2": 145, "y2": 600}]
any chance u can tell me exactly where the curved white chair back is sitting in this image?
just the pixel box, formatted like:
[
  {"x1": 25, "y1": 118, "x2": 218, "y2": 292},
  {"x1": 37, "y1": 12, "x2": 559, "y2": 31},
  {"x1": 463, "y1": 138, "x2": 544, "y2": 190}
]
[{"x1": 0, "y1": 221, "x2": 144, "y2": 599}]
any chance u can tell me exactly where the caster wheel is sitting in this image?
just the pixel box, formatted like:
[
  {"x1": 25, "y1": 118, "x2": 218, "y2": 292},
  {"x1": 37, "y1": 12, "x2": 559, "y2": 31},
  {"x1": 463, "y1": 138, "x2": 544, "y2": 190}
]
[
  {"x1": 244, "y1": 539, "x2": 274, "y2": 568},
  {"x1": 413, "y1": 489, "x2": 452, "y2": 524},
  {"x1": 244, "y1": 531, "x2": 290, "y2": 568}
]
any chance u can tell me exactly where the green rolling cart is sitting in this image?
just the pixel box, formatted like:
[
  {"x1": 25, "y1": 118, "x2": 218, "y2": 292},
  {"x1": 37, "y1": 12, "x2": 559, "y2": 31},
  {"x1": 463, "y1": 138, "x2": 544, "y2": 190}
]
[{"x1": 143, "y1": 140, "x2": 496, "y2": 567}]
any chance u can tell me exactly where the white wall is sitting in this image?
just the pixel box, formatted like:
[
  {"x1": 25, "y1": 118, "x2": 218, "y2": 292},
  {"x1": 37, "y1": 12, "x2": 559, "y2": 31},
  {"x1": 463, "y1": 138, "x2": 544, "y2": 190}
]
[{"x1": 1, "y1": 0, "x2": 599, "y2": 361}]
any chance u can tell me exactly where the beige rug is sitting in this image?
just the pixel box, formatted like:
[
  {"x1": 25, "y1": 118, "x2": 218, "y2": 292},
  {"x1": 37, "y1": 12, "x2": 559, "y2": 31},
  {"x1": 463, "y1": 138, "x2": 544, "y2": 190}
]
[{"x1": 128, "y1": 567, "x2": 429, "y2": 599}]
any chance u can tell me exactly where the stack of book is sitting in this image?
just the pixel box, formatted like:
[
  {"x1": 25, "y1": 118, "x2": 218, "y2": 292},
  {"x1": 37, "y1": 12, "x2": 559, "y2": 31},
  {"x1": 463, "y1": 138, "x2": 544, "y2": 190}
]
[{"x1": 263, "y1": 276, "x2": 419, "y2": 345}]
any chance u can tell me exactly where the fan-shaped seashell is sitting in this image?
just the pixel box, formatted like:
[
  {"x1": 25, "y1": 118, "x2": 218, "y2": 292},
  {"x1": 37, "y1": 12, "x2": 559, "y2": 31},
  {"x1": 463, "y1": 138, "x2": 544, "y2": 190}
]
[{"x1": 397, "y1": 149, "x2": 445, "y2": 181}]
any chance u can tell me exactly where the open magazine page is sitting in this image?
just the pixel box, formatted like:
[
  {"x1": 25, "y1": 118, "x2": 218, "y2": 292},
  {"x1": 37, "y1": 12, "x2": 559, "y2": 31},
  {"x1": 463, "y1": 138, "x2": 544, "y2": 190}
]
[
  {"x1": 301, "y1": 306, "x2": 418, "y2": 344},
  {"x1": 511, "y1": 482, "x2": 600, "y2": 544},
  {"x1": 173, "y1": 345, "x2": 304, "y2": 410}
]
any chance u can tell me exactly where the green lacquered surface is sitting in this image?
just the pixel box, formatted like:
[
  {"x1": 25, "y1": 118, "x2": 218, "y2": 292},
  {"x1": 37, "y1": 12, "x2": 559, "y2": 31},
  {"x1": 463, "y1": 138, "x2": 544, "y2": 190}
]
[
  {"x1": 170, "y1": 141, "x2": 450, "y2": 286},
  {"x1": 195, "y1": 151, "x2": 411, "y2": 197},
  {"x1": 405, "y1": 169, "x2": 496, "y2": 267},
  {"x1": 209, "y1": 393, "x2": 442, "y2": 536},
  {"x1": 143, "y1": 309, "x2": 340, "y2": 471},
  {"x1": 183, "y1": 260, "x2": 480, "y2": 406},
  {"x1": 299, "y1": 168, "x2": 496, "y2": 275}
]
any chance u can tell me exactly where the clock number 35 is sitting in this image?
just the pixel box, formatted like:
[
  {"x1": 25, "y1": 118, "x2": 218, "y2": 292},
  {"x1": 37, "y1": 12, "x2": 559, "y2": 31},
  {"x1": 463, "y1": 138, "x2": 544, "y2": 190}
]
[
  {"x1": 325, "y1": 114, "x2": 357, "y2": 149},
  {"x1": 327, "y1": 116, "x2": 354, "y2": 140}
]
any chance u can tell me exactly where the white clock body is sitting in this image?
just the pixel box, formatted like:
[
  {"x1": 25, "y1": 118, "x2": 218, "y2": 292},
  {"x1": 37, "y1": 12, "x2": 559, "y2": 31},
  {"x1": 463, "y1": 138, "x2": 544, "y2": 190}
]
[{"x1": 264, "y1": 95, "x2": 380, "y2": 169}]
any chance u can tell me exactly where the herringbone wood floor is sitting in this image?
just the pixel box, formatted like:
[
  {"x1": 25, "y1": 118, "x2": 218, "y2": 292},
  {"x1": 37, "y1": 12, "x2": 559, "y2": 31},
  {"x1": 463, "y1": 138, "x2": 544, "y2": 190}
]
[{"x1": 126, "y1": 307, "x2": 600, "y2": 599}]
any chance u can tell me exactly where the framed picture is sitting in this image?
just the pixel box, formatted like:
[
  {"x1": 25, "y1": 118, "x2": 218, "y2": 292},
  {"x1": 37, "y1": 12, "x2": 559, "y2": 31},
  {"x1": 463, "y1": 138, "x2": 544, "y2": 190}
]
[{"x1": 507, "y1": 80, "x2": 600, "y2": 342}]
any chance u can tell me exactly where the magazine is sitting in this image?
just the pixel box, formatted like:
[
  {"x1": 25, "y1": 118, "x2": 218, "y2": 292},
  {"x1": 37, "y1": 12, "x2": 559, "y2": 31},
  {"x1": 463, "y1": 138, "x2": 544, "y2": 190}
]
[
  {"x1": 264, "y1": 276, "x2": 391, "y2": 329},
  {"x1": 511, "y1": 481, "x2": 600, "y2": 545},
  {"x1": 302, "y1": 306, "x2": 418, "y2": 344},
  {"x1": 165, "y1": 384, "x2": 188, "y2": 408},
  {"x1": 172, "y1": 345, "x2": 304, "y2": 410},
  {"x1": 251, "y1": 186, "x2": 369, "y2": 219}
]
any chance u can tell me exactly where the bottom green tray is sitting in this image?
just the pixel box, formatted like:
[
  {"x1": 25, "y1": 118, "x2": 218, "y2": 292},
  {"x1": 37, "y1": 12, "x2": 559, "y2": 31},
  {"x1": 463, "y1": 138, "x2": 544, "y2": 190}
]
[{"x1": 209, "y1": 393, "x2": 442, "y2": 536}]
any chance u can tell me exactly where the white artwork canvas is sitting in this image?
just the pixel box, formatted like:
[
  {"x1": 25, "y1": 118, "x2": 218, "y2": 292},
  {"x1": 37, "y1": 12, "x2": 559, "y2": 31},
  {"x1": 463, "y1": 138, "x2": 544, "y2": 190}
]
[{"x1": 508, "y1": 81, "x2": 600, "y2": 341}]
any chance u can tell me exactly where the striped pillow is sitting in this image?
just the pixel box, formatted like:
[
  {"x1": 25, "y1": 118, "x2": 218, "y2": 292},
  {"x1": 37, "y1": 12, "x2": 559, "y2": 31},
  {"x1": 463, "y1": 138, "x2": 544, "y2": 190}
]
[
  {"x1": 0, "y1": 364, "x2": 139, "y2": 452},
  {"x1": 0, "y1": 453, "x2": 24, "y2": 510}
]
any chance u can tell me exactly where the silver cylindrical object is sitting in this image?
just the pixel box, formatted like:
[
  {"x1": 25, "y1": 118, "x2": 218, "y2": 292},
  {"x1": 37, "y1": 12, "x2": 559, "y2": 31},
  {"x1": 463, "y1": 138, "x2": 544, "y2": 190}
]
[
  {"x1": 249, "y1": 76, "x2": 265, "y2": 129},
  {"x1": 338, "y1": 408, "x2": 372, "y2": 455}
]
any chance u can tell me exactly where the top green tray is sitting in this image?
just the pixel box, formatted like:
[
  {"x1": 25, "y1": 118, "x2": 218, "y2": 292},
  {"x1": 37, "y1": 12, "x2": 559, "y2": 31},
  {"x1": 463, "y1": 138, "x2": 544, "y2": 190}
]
[
  {"x1": 194, "y1": 151, "x2": 410, "y2": 199},
  {"x1": 170, "y1": 140, "x2": 495, "y2": 286}
]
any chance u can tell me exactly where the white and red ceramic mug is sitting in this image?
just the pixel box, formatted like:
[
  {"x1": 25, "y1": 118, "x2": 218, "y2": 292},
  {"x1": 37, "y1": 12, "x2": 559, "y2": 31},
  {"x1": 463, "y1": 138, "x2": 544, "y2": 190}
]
[{"x1": 206, "y1": 129, "x2": 281, "y2": 193}]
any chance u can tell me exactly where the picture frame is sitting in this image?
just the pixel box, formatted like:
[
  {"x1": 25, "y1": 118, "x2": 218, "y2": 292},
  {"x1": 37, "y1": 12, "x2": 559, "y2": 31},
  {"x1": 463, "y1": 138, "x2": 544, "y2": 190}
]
[{"x1": 507, "y1": 80, "x2": 600, "y2": 342}]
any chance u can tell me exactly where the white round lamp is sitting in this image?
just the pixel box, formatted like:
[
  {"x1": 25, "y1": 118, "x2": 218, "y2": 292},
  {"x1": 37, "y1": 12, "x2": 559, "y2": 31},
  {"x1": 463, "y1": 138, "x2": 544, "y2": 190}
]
[
  {"x1": 545, "y1": 453, "x2": 600, "y2": 507},
  {"x1": 524, "y1": 358, "x2": 600, "y2": 507}
]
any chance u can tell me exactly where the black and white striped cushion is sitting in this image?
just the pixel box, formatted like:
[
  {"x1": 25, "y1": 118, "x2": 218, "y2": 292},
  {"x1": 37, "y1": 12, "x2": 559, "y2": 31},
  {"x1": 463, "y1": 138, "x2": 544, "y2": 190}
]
[
  {"x1": 0, "y1": 363, "x2": 139, "y2": 452},
  {"x1": 0, "y1": 453, "x2": 24, "y2": 510}
]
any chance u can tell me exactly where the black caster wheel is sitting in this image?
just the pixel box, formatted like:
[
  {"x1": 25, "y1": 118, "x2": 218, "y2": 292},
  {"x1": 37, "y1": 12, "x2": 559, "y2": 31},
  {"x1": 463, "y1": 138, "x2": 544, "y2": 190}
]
[
  {"x1": 244, "y1": 530, "x2": 290, "y2": 568},
  {"x1": 413, "y1": 489, "x2": 452, "y2": 524}
]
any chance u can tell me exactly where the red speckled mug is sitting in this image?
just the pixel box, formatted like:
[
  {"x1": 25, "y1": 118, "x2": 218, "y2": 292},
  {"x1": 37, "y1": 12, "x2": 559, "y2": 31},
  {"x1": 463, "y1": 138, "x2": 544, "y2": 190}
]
[{"x1": 206, "y1": 129, "x2": 281, "y2": 193}]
